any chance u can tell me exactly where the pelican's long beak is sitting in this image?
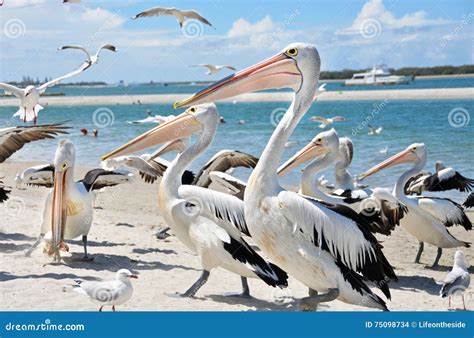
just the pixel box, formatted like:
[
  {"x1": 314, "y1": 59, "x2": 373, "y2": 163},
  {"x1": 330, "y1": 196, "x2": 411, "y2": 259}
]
[
  {"x1": 278, "y1": 142, "x2": 329, "y2": 176},
  {"x1": 174, "y1": 53, "x2": 301, "y2": 108},
  {"x1": 101, "y1": 112, "x2": 201, "y2": 160},
  {"x1": 149, "y1": 138, "x2": 188, "y2": 161},
  {"x1": 51, "y1": 170, "x2": 68, "y2": 258},
  {"x1": 359, "y1": 148, "x2": 416, "y2": 180},
  {"x1": 129, "y1": 274, "x2": 138, "y2": 279}
]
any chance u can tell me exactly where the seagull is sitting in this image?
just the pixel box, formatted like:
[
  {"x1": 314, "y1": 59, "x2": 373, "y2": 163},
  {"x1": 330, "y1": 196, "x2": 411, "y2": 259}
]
[
  {"x1": 58, "y1": 44, "x2": 117, "y2": 71},
  {"x1": 191, "y1": 64, "x2": 236, "y2": 75},
  {"x1": 0, "y1": 122, "x2": 70, "y2": 163},
  {"x1": 126, "y1": 115, "x2": 175, "y2": 125},
  {"x1": 379, "y1": 147, "x2": 388, "y2": 155},
  {"x1": 132, "y1": 7, "x2": 212, "y2": 28},
  {"x1": 318, "y1": 83, "x2": 327, "y2": 92},
  {"x1": 368, "y1": 124, "x2": 383, "y2": 135},
  {"x1": 73, "y1": 269, "x2": 137, "y2": 311},
  {"x1": 0, "y1": 51, "x2": 94, "y2": 124},
  {"x1": 309, "y1": 116, "x2": 346, "y2": 128},
  {"x1": 439, "y1": 251, "x2": 470, "y2": 310}
]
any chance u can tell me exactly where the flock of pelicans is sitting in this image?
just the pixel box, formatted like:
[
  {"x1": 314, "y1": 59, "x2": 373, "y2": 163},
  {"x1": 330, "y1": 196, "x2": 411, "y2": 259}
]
[{"x1": 0, "y1": 3, "x2": 472, "y2": 313}]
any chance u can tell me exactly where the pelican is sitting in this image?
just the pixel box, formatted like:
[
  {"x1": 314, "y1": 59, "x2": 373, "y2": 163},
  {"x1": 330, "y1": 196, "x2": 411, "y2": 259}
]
[
  {"x1": 368, "y1": 124, "x2": 383, "y2": 136},
  {"x1": 0, "y1": 122, "x2": 69, "y2": 163},
  {"x1": 132, "y1": 7, "x2": 212, "y2": 28},
  {"x1": 58, "y1": 44, "x2": 117, "y2": 71},
  {"x1": 0, "y1": 179, "x2": 11, "y2": 203},
  {"x1": 405, "y1": 161, "x2": 474, "y2": 195},
  {"x1": 309, "y1": 116, "x2": 346, "y2": 128},
  {"x1": 278, "y1": 129, "x2": 405, "y2": 236},
  {"x1": 0, "y1": 64, "x2": 90, "y2": 124},
  {"x1": 191, "y1": 64, "x2": 237, "y2": 76},
  {"x1": 24, "y1": 139, "x2": 133, "y2": 261},
  {"x1": 173, "y1": 43, "x2": 396, "y2": 311},
  {"x1": 464, "y1": 193, "x2": 474, "y2": 208},
  {"x1": 102, "y1": 104, "x2": 288, "y2": 298},
  {"x1": 360, "y1": 143, "x2": 472, "y2": 267}
]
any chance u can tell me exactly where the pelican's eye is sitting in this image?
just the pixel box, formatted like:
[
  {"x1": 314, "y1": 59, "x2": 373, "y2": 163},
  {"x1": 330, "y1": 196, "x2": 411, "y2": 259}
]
[
  {"x1": 189, "y1": 106, "x2": 196, "y2": 113},
  {"x1": 61, "y1": 162, "x2": 68, "y2": 170},
  {"x1": 286, "y1": 48, "x2": 298, "y2": 57}
]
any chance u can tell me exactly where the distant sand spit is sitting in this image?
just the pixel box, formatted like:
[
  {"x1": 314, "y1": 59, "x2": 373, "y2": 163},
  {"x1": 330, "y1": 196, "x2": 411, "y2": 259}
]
[{"x1": 0, "y1": 87, "x2": 472, "y2": 107}]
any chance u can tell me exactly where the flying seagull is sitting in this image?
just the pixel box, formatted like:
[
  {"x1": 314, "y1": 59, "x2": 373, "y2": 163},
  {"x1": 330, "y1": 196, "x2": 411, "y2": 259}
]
[
  {"x1": 58, "y1": 44, "x2": 117, "y2": 71},
  {"x1": 309, "y1": 116, "x2": 346, "y2": 128},
  {"x1": 132, "y1": 7, "x2": 212, "y2": 28},
  {"x1": 368, "y1": 124, "x2": 383, "y2": 135},
  {"x1": 191, "y1": 64, "x2": 236, "y2": 75}
]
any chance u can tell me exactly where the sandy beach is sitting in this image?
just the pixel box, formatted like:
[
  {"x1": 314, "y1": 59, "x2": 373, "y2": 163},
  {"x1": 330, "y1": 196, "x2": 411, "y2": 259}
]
[
  {"x1": 0, "y1": 87, "x2": 472, "y2": 108},
  {"x1": 1, "y1": 161, "x2": 472, "y2": 312}
]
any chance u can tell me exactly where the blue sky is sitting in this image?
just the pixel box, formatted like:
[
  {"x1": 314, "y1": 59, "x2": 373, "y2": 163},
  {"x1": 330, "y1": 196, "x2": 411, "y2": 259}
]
[{"x1": 0, "y1": 0, "x2": 472, "y2": 83}]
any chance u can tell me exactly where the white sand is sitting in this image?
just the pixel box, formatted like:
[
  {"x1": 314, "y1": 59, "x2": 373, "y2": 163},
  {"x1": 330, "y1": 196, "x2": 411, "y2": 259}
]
[
  {"x1": 0, "y1": 161, "x2": 473, "y2": 311},
  {"x1": 0, "y1": 88, "x2": 472, "y2": 107}
]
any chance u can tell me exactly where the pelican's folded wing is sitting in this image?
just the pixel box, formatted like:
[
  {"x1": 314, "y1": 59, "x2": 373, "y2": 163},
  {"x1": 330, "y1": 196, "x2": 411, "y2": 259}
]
[
  {"x1": 178, "y1": 185, "x2": 250, "y2": 236},
  {"x1": 19, "y1": 164, "x2": 55, "y2": 187},
  {"x1": 417, "y1": 197, "x2": 472, "y2": 230},
  {"x1": 81, "y1": 169, "x2": 133, "y2": 191}
]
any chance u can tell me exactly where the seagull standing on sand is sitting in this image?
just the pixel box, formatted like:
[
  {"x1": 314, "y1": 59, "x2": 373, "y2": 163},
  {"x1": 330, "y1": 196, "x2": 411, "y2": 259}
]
[
  {"x1": 368, "y1": 124, "x2": 383, "y2": 135},
  {"x1": 73, "y1": 269, "x2": 137, "y2": 311},
  {"x1": 191, "y1": 64, "x2": 236, "y2": 75},
  {"x1": 132, "y1": 7, "x2": 212, "y2": 28},
  {"x1": 309, "y1": 116, "x2": 346, "y2": 128},
  {"x1": 58, "y1": 44, "x2": 117, "y2": 71},
  {"x1": 439, "y1": 251, "x2": 470, "y2": 310}
]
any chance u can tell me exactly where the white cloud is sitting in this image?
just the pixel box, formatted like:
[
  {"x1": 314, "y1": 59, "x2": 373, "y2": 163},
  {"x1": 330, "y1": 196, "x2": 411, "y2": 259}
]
[
  {"x1": 79, "y1": 7, "x2": 125, "y2": 28},
  {"x1": 227, "y1": 16, "x2": 274, "y2": 37},
  {"x1": 338, "y1": 0, "x2": 449, "y2": 35}
]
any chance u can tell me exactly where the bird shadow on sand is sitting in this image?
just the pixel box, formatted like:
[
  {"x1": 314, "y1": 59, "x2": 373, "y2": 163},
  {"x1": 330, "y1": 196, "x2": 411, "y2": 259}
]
[
  {"x1": 115, "y1": 223, "x2": 135, "y2": 228},
  {"x1": 132, "y1": 247, "x2": 177, "y2": 255},
  {"x1": 0, "y1": 271, "x2": 100, "y2": 283},
  {"x1": 205, "y1": 294, "x2": 293, "y2": 311},
  {"x1": 0, "y1": 233, "x2": 37, "y2": 241},
  {"x1": 391, "y1": 275, "x2": 440, "y2": 295},
  {"x1": 68, "y1": 239, "x2": 128, "y2": 248},
  {"x1": 62, "y1": 252, "x2": 199, "y2": 273},
  {"x1": 0, "y1": 242, "x2": 32, "y2": 253}
]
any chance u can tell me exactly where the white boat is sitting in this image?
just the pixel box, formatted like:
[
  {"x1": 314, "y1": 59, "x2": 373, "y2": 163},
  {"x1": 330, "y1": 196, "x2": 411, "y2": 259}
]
[{"x1": 344, "y1": 65, "x2": 412, "y2": 86}]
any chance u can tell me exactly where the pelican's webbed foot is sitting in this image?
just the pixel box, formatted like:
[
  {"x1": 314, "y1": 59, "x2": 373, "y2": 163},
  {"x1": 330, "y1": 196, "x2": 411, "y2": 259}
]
[{"x1": 299, "y1": 288, "x2": 339, "y2": 311}]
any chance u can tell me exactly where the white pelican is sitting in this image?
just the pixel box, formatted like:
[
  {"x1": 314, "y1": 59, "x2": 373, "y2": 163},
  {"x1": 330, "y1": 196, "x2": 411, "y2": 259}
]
[
  {"x1": 360, "y1": 143, "x2": 472, "y2": 267},
  {"x1": 405, "y1": 160, "x2": 474, "y2": 195},
  {"x1": 439, "y1": 250, "x2": 470, "y2": 310},
  {"x1": 102, "y1": 103, "x2": 288, "y2": 298},
  {"x1": 309, "y1": 116, "x2": 346, "y2": 128},
  {"x1": 191, "y1": 64, "x2": 237, "y2": 75},
  {"x1": 464, "y1": 193, "x2": 473, "y2": 208},
  {"x1": 0, "y1": 179, "x2": 11, "y2": 203},
  {"x1": 24, "y1": 139, "x2": 133, "y2": 261},
  {"x1": 58, "y1": 44, "x2": 117, "y2": 71},
  {"x1": 278, "y1": 130, "x2": 405, "y2": 235},
  {"x1": 73, "y1": 269, "x2": 137, "y2": 312},
  {"x1": 367, "y1": 124, "x2": 383, "y2": 135},
  {"x1": 132, "y1": 7, "x2": 212, "y2": 28},
  {"x1": 173, "y1": 43, "x2": 396, "y2": 311},
  {"x1": 0, "y1": 122, "x2": 69, "y2": 163}
]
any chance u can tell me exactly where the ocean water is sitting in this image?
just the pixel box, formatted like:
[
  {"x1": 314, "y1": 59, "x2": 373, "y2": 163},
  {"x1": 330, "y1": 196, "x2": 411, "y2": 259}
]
[
  {"x1": 40, "y1": 76, "x2": 474, "y2": 97},
  {"x1": 0, "y1": 97, "x2": 472, "y2": 202}
]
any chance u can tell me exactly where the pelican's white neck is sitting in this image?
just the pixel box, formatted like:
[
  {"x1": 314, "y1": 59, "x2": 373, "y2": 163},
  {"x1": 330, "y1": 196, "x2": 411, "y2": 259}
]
[{"x1": 394, "y1": 156, "x2": 426, "y2": 200}]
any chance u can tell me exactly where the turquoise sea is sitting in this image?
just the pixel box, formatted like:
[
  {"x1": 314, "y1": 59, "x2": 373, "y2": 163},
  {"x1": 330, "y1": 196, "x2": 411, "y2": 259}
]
[{"x1": 0, "y1": 79, "x2": 473, "y2": 202}]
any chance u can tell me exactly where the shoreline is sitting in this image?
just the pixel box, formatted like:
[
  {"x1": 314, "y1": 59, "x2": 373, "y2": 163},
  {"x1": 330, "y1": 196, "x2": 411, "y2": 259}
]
[{"x1": 0, "y1": 87, "x2": 472, "y2": 107}]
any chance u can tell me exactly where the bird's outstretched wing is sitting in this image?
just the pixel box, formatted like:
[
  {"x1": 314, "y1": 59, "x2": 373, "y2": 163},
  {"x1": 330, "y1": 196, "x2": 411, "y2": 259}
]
[
  {"x1": 192, "y1": 150, "x2": 258, "y2": 188},
  {"x1": 0, "y1": 123, "x2": 70, "y2": 163},
  {"x1": 331, "y1": 116, "x2": 346, "y2": 122},
  {"x1": 37, "y1": 62, "x2": 90, "y2": 93},
  {"x1": 58, "y1": 45, "x2": 91, "y2": 61},
  {"x1": 0, "y1": 180, "x2": 11, "y2": 203},
  {"x1": 17, "y1": 164, "x2": 55, "y2": 188},
  {"x1": 0, "y1": 83, "x2": 23, "y2": 97},
  {"x1": 80, "y1": 169, "x2": 133, "y2": 192},
  {"x1": 181, "y1": 10, "x2": 213, "y2": 26},
  {"x1": 310, "y1": 116, "x2": 326, "y2": 123},
  {"x1": 94, "y1": 44, "x2": 117, "y2": 58},
  {"x1": 132, "y1": 6, "x2": 176, "y2": 19},
  {"x1": 221, "y1": 65, "x2": 236, "y2": 71}
]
